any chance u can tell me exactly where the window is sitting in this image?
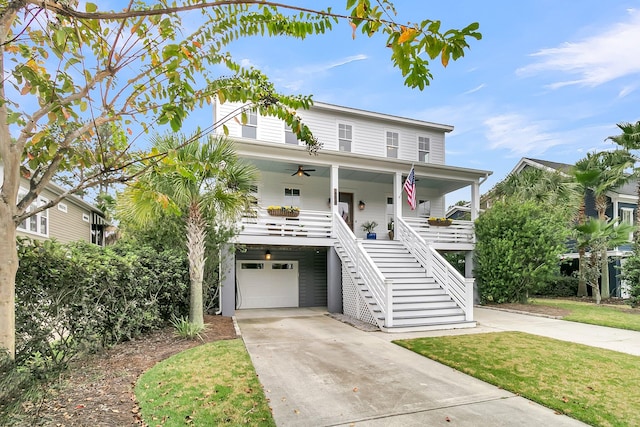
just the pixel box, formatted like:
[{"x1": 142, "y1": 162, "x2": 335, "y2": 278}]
[
  {"x1": 386, "y1": 131, "x2": 399, "y2": 158},
  {"x1": 17, "y1": 191, "x2": 49, "y2": 236},
  {"x1": 58, "y1": 202, "x2": 68, "y2": 213},
  {"x1": 241, "y1": 109, "x2": 258, "y2": 139},
  {"x1": 622, "y1": 208, "x2": 634, "y2": 240},
  {"x1": 338, "y1": 123, "x2": 352, "y2": 152},
  {"x1": 82, "y1": 213, "x2": 90, "y2": 222},
  {"x1": 418, "y1": 199, "x2": 431, "y2": 217},
  {"x1": 418, "y1": 136, "x2": 430, "y2": 162},
  {"x1": 284, "y1": 188, "x2": 300, "y2": 206},
  {"x1": 284, "y1": 123, "x2": 299, "y2": 145}
]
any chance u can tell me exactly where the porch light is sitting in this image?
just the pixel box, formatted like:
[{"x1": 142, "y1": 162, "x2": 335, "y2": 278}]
[
  {"x1": 358, "y1": 200, "x2": 365, "y2": 210},
  {"x1": 265, "y1": 250, "x2": 272, "y2": 260}
]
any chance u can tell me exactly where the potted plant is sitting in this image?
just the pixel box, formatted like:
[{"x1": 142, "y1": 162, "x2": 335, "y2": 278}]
[
  {"x1": 267, "y1": 205, "x2": 300, "y2": 217},
  {"x1": 361, "y1": 220, "x2": 378, "y2": 239},
  {"x1": 387, "y1": 218, "x2": 394, "y2": 240}
]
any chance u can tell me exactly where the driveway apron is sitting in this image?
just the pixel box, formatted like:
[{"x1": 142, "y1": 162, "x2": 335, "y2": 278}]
[{"x1": 236, "y1": 308, "x2": 586, "y2": 427}]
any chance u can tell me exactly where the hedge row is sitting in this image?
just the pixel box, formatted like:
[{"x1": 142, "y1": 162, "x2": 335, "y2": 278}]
[{"x1": 2, "y1": 238, "x2": 189, "y2": 423}]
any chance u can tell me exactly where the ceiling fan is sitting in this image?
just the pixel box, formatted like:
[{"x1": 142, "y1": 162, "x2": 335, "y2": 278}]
[{"x1": 291, "y1": 165, "x2": 316, "y2": 177}]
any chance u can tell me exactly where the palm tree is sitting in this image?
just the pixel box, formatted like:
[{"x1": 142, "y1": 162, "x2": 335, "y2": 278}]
[
  {"x1": 118, "y1": 134, "x2": 257, "y2": 326},
  {"x1": 572, "y1": 151, "x2": 633, "y2": 299},
  {"x1": 607, "y1": 120, "x2": 640, "y2": 243},
  {"x1": 575, "y1": 218, "x2": 635, "y2": 304}
]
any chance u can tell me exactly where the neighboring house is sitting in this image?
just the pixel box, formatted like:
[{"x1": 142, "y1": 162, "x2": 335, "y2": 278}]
[
  {"x1": 216, "y1": 101, "x2": 492, "y2": 332},
  {"x1": 494, "y1": 157, "x2": 637, "y2": 298},
  {"x1": 0, "y1": 163, "x2": 108, "y2": 246}
]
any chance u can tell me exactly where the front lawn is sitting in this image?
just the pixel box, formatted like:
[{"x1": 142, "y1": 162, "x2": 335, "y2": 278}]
[
  {"x1": 532, "y1": 298, "x2": 640, "y2": 331},
  {"x1": 136, "y1": 339, "x2": 275, "y2": 426},
  {"x1": 395, "y1": 331, "x2": 640, "y2": 427}
]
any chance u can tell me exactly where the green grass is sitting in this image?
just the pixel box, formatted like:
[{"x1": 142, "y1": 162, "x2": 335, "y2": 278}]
[
  {"x1": 395, "y1": 332, "x2": 640, "y2": 427},
  {"x1": 135, "y1": 339, "x2": 275, "y2": 426},
  {"x1": 532, "y1": 298, "x2": 640, "y2": 331}
]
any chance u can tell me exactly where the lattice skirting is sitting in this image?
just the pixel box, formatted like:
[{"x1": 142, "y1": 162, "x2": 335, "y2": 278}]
[{"x1": 341, "y1": 263, "x2": 377, "y2": 326}]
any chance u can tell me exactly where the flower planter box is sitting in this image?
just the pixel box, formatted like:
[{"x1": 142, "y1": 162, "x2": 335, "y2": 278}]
[
  {"x1": 268, "y1": 209, "x2": 300, "y2": 218},
  {"x1": 428, "y1": 219, "x2": 453, "y2": 227}
]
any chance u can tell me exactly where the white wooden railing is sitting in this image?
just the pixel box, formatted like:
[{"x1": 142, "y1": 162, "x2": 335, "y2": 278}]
[
  {"x1": 333, "y1": 212, "x2": 393, "y2": 327},
  {"x1": 397, "y1": 217, "x2": 474, "y2": 321},
  {"x1": 241, "y1": 207, "x2": 332, "y2": 238},
  {"x1": 403, "y1": 217, "x2": 474, "y2": 244}
]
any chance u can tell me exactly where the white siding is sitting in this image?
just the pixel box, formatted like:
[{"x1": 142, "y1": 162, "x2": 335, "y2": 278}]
[{"x1": 214, "y1": 100, "x2": 449, "y2": 163}]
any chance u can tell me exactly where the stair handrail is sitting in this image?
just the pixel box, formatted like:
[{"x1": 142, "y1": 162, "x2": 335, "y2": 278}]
[
  {"x1": 397, "y1": 217, "x2": 473, "y2": 321},
  {"x1": 333, "y1": 213, "x2": 393, "y2": 327}
]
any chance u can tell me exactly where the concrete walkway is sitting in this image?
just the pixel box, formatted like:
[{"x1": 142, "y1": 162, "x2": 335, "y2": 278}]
[
  {"x1": 380, "y1": 307, "x2": 640, "y2": 357},
  {"x1": 236, "y1": 308, "x2": 589, "y2": 426}
]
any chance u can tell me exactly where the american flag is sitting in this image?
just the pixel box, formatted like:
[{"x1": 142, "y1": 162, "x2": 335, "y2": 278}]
[{"x1": 403, "y1": 167, "x2": 416, "y2": 210}]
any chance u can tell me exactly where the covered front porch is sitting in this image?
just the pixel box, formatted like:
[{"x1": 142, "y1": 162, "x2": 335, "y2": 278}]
[{"x1": 233, "y1": 138, "x2": 488, "y2": 250}]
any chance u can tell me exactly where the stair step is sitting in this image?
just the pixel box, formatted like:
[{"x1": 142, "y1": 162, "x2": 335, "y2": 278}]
[
  {"x1": 393, "y1": 294, "x2": 451, "y2": 303},
  {"x1": 394, "y1": 288, "x2": 448, "y2": 297},
  {"x1": 375, "y1": 262, "x2": 421, "y2": 268},
  {"x1": 375, "y1": 307, "x2": 463, "y2": 316},
  {"x1": 391, "y1": 301, "x2": 457, "y2": 310},
  {"x1": 380, "y1": 313, "x2": 467, "y2": 326}
]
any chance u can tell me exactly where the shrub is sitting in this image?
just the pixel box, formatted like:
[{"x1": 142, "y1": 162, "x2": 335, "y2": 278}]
[
  {"x1": 534, "y1": 275, "x2": 579, "y2": 298},
  {"x1": 170, "y1": 316, "x2": 205, "y2": 340},
  {"x1": 3, "y1": 238, "x2": 190, "y2": 424},
  {"x1": 474, "y1": 201, "x2": 570, "y2": 304},
  {"x1": 620, "y1": 245, "x2": 640, "y2": 307}
]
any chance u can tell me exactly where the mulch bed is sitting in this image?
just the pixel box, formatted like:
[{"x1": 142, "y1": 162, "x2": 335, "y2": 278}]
[{"x1": 24, "y1": 315, "x2": 237, "y2": 427}]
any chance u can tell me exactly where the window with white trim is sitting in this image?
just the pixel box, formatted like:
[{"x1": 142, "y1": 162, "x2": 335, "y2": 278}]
[
  {"x1": 386, "y1": 131, "x2": 399, "y2": 158},
  {"x1": 241, "y1": 109, "x2": 258, "y2": 139},
  {"x1": 622, "y1": 207, "x2": 634, "y2": 241},
  {"x1": 284, "y1": 188, "x2": 300, "y2": 206},
  {"x1": 82, "y1": 213, "x2": 90, "y2": 222},
  {"x1": 58, "y1": 202, "x2": 68, "y2": 213},
  {"x1": 338, "y1": 123, "x2": 352, "y2": 152},
  {"x1": 418, "y1": 136, "x2": 430, "y2": 162},
  {"x1": 17, "y1": 191, "x2": 49, "y2": 236},
  {"x1": 284, "y1": 123, "x2": 299, "y2": 145}
]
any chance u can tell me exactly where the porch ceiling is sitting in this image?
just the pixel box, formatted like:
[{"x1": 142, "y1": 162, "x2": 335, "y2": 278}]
[
  {"x1": 235, "y1": 139, "x2": 491, "y2": 195},
  {"x1": 249, "y1": 158, "x2": 473, "y2": 193}
]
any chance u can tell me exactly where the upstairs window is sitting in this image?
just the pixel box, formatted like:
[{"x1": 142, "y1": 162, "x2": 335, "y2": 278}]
[
  {"x1": 242, "y1": 109, "x2": 258, "y2": 139},
  {"x1": 284, "y1": 123, "x2": 299, "y2": 145},
  {"x1": 338, "y1": 123, "x2": 352, "y2": 152},
  {"x1": 17, "y1": 191, "x2": 49, "y2": 237},
  {"x1": 418, "y1": 136, "x2": 430, "y2": 162},
  {"x1": 386, "y1": 131, "x2": 399, "y2": 158}
]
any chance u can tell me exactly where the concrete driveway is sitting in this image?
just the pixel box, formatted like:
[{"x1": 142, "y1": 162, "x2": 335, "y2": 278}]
[{"x1": 236, "y1": 308, "x2": 586, "y2": 427}]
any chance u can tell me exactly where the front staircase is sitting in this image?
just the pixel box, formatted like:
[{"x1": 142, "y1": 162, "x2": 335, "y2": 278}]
[
  {"x1": 360, "y1": 240, "x2": 469, "y2": 329},
  {"x1": 333, "y1": 213, "x2": 475, "y2": 332}
]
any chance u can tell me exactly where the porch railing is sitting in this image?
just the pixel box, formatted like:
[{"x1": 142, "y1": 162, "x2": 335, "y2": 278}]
[
  {"x1": 397, "y1": 217, "x2": 473, "y2": 321},
  {"x1": 333, "y1": 212, "x2": 393, "y2": 327},
  {"x1": 241, "y1": 207, "x2": 332, "y2": 238},
  {"x1": 403, "y1": 217, "x2": 474, "y2": 244}
]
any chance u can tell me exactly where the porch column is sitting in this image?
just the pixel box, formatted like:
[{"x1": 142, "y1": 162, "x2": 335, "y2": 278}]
[
  {"x1": 465, "y1": 251, "x2": 479, "y2": 304},
  {"x1": 327, "y1": 248, "x2": 343, "y2": 313},
  {"x1": 393, "y1": 171, "x2": 402, "y2": 236},
  {"x1": 220, "y1": 243, "x2": 236, "y2": 317},
  {"x1": 470, "y1": 180, "x2": 480, "y2": 221},
  {"x1": 331, "y1": 165, "x2": 340, "y2": 219}
]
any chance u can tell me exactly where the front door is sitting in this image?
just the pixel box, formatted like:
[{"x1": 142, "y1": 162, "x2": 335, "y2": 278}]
[{"x1": 339, "y1": 192, "x2": 354, "y2": 231}]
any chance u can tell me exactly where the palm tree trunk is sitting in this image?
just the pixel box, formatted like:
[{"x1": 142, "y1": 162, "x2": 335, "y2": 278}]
[
  {"x1": 596, "y1": 196, "x2": 610, "y2": 299},
  {"x1": 577, "y1": 201, "x2": 588, "y2": 297},
  {"x1": 186, "y1": 202, "x2": 207, "y2": 327}
]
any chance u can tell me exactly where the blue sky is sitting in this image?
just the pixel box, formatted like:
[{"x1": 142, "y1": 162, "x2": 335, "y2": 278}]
[{"x1": 196, "y1": 0, "x2": 640, "y2": 202}]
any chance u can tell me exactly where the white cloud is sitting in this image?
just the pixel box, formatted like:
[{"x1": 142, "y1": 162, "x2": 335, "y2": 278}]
[
  {"x1": 618, "y1": 85, "x2": 637, "y2": 98},
  {"x1": 484, "y1": 114, "x2": 565, "y2": 155},
  {"x1": 517, "y1": 9, "x2": 640, "y2": 88},
  {"x1": 462, "y1": 84, "x2": 486, "y2": 95},
  {"x1": 292, "y1": 54, "x2": 368, "y2": 75}
]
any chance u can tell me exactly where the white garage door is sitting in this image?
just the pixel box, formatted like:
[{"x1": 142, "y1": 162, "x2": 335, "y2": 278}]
[{"x1": 236, "y1": 261, "x2": 299, "y2": 309}]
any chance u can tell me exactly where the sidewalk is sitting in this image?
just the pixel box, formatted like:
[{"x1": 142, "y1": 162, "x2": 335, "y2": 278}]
[{"x1": 378, "y1": 307, "x2": 640, "y2": 357}]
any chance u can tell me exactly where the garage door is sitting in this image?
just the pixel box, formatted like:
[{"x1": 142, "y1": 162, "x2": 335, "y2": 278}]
[{"x1": 236, "y1": 261, "x2": 299, "y2": 309}]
